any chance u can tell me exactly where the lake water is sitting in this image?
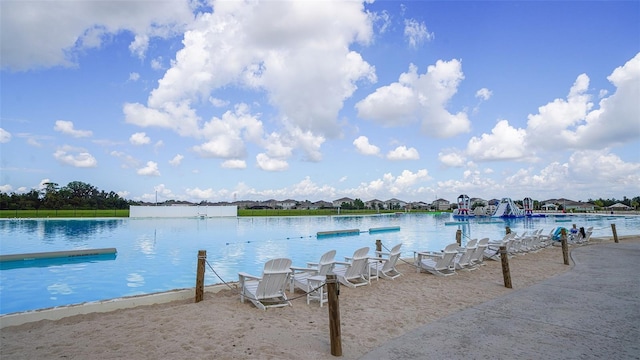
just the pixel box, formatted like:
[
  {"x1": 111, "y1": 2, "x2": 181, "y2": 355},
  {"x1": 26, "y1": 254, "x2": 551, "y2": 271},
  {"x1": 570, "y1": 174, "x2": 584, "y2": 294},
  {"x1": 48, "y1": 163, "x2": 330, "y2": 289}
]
[{"x1": 1, "y1": 213, "x2": 638, "y2": 315}]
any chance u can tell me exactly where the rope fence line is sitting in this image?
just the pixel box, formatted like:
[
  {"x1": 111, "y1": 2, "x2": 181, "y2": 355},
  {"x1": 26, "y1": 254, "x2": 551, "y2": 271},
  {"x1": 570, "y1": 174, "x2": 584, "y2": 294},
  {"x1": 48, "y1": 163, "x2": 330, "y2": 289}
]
[
  {"x1": 201, "y1": 227, "x2": 552, "y2": 304},
  {"x1": 203, "y1": 258, "x2": 328, "y2": 304},
  {"x1": 224, "y1": 235, "x2": 315, "y2": 246},
  {"x1": 196, "y1": 224, "x2": 617, "y2": 308}
]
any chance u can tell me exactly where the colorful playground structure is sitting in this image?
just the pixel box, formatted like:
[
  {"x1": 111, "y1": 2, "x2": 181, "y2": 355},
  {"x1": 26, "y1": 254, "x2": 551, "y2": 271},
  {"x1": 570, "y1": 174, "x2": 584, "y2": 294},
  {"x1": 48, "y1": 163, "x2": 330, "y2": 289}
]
[{"x1": 452, "y1": 195, "x2": 544, "y2": 218}]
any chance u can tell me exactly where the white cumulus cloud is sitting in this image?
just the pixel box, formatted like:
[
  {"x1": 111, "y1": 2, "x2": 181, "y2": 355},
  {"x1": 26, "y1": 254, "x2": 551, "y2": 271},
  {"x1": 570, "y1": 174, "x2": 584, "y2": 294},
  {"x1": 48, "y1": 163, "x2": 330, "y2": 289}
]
[
  {"x1": 129, "y1": 132, "x2": 151, "y2": 145},
  {"x1": 404, "y1": 18, "x2": 434, "y2": 49},
  {"x1": 54, "y1": 120, "x2": 92, "y2": 138},
  {"x1": 353, "y1": 136, "x2": 381, "y2": 156},
  {"x1": 466, "y1": 120, "x2": 530, "y2": 161},
  {"x1": 124, "y1": 0, "x2": 376, "y2": 162},
  {"x1": 476, "y1": 88, "x2": 492, "y2": 100},
  {"x1": 438, "y1": 150, "x2": 466, "y2": 167},
  {"x1": 356, "y1": 60, "x2": 470, "y2": 138},
  {"x1": 387, "y1": 146, "x2": 420, "y2": 160},
  {"x1": 222, "y1": 159, "x2": 247, "y2": 169},
  {"x1": 137, "y1": 161, "x2": 160, "y2": 176},
  {"x1": 573, "y1": 52, "x2": 640, "y2": 148},
  {"x1": 526, "y1": 74, "x2": 593, "y2": 150},
  {"x1": 169, "y1": 154, "x2": 184, "y2": 166},
  {"x1": 256, "y1": 153, "x2": 288, "y2": 172},
  {"x1": 53, "y1": 146, "x2": 97, "y2": 167},
  {"x1": 1, "y1": 0, "x2": 193, "y2": 71},
  {"x1": 0, "y1": 128, "x2": 11, "y2": 143}
]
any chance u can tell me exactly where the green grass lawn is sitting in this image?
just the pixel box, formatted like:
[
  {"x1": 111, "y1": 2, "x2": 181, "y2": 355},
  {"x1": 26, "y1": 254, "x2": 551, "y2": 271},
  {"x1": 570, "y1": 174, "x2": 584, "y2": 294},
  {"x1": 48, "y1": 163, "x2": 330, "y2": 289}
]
[
  {"x1": 0, "y1": 209, "x2": 130, "y2": 218},
  {"x1": 1, "y1": 208, "x2": 443, "y2": 218},
  {"x1": 237, "y1": 209, "x2": 435, "y2": 216}
]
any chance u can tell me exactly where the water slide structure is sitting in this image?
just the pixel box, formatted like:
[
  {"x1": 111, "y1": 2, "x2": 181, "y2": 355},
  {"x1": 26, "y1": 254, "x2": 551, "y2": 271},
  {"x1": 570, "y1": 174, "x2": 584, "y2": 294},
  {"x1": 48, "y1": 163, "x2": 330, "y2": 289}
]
[
  {"x1": 491, "y1": 198, "x2": 525, "y2": 218},
  {"x1": 452, "y1": 194, "x2": 473, "y2": 218},
  {"x1": 452, "y1": 196, "x2": 544, "y2": 219}
]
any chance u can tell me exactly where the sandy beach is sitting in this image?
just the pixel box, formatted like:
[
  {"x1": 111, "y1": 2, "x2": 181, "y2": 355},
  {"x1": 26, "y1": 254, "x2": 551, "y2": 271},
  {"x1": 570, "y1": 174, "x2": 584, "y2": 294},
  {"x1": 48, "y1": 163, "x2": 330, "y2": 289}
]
[{"x1": 1, "y1": 236, "x2": 636, "y2": 360}]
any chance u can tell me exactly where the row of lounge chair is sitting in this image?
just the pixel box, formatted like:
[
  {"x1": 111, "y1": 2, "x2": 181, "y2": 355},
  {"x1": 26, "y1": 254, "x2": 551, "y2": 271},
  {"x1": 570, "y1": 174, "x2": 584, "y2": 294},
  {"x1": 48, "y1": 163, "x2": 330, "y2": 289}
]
[
  {"x1": 239, "y1": 244, "x2": 403, "y2": 310},
  {"x1": 484, "y1": 226, "x2": 594, "y2": 260},
  {"x1": 238, "y1": 227, "x2": 594, "y2": 310},
  {"x1": 414, "y1": 238, "x2": 490, "y2": 276}
]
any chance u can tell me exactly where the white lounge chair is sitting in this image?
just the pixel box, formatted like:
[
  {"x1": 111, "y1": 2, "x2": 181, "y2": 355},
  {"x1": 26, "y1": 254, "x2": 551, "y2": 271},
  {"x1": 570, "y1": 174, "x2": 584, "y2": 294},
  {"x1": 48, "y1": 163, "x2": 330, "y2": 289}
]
[
  {"x1": 525, "y1": 229, "x2": 543, "y2": 251},
  {"x1": 332, "y1": 247, "x2": 371, "y2": 288},
  {"x1": 414, "y1": 243, "x2": 458, "y2": 276},
  {"x1": 239, "y1": 258, "x2": 292, "y2": 310},
  {"x1": 572, "y1": 226, "x2": 593, "y2": 244},
  {"x1": 584, "y1": 227, "x2": 593, "y2": 242},
  {"x1": 290, "y1": 250, "x2": 336, "y2": 307},
  {"x1": 369, "y1": 243, "x2": 403, "y2": 280},
  {"x1": 485, "y1": 233, "x2": 514, "y2": 260},
  {"x1": 510, "y1": 231, "x2": 529, "y2": 254},
  {"x1": 455, "y1": 238, "x2": 477, "y2": 270},
  {"x1": 538, "y1": 228, "x2": 555, "y2": 246},
  {"x1": 470, "y1": 238, "x2": 489, "y2": 266}
]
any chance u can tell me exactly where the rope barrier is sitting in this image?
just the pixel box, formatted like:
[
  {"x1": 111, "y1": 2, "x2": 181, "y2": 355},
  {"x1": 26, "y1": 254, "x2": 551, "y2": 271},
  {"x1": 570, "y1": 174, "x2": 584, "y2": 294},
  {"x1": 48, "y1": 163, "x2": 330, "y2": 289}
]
[
  {"x1": 208, "y1": 230, "x2": 554, "y2": 304},
  {"x1": 204, "y1": 259, "x2": 328, "y2": 303},
  {"x1": 224, "y1": 235, "x2": 315, "y2": 246},
  {"x1": 379, "y1": 242, "x2": 423, "y2": 270}
]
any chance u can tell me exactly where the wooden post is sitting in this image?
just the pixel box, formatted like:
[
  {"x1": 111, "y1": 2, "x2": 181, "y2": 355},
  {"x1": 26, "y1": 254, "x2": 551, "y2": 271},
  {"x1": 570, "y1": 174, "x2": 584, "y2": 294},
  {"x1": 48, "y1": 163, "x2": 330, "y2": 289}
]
[
  {"x1": 505, "y1": 226, "x2": 511, "y2": 235},
  {"x1": 611, "y1": 224, "x2": 619, "y2": 243},
  {"x1": 195, "y1": 250, "x2": 206, "y2": 303},
  {"x1": 326, "y1": 274, "x2": 342, "y2": 357},
  {"x1": 560, "y1": 228, "x2": 569, "y2": 265},
  {"x1": 375, "y1": 239, "x2": 382, "y2": 258},
  {"x1": 455, "y1": 229, "x2": 462, "y2": 246},
  {"x1": 500, "y1": 246, "x2": 512, "y2": 288}
]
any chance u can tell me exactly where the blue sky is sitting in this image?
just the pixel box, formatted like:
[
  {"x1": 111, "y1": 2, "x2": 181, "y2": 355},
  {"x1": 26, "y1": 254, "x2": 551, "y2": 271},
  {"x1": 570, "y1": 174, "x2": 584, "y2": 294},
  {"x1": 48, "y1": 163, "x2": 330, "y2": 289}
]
[{"x1": 1, "y1": 0, "x2": 639, "y2": 204}]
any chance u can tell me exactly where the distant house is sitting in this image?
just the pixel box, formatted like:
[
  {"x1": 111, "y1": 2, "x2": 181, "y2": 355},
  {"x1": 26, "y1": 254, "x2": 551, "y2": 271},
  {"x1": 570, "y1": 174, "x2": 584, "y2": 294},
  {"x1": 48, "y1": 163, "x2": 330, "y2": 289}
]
[
  {"x1": 365, "y1": 199, "x2": 385, "y2": 210},
  {"x1": 298, "y1": 200, "x2": 333, "y2": 209},
  {"x1": 384, "y1": 198, "x2": 407, "y2": 210},
  {"x1": 542, "y1": 203, "x2": 558, "y2": 211},
  {"x1": 232, "y1": 200, "x2": 259, "y2": 209},
  {"x1": 432, "y1": 198, "x2": 451, "y2": 211},
  {"x1": 332, "y1": 197, "x2": 354, "y2": 208},
  {"x1": 564, "y1": 201, "x2": 595, "y2": 212},
  {"x1": 608, "y1": 203, "x2": 632, "y2": 211},
  {"x1": 312, "y1": 200, "x2": 333, "y2": 209},
  {"x1": 410, "y1": 201, "x2": 431, "y2": 210},
  {"x1": 278, "y1": 199, "x2": 297, "y2": 210}
]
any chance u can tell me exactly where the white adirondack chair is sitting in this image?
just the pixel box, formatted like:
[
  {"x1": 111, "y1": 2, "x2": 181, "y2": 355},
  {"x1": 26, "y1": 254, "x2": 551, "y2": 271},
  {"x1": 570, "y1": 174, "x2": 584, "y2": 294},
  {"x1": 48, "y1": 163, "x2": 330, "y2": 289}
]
[
  {"x1": 369, "y1": 243, "x2": 403, "y2": 280},
  {"x1": 414, "y1": 243, "x2": 458, "y2": 276},
  {"x1": 332, "y1": 247, "x2": 371, "y2": 288},
  {"x1": 486, "y1": 233, "x2": 516, "y2": 260},
  {"x1": 239, "y1": 258, "x2": 292, "y2": 310},
  {"x1": 290, "y1": 250, "x2": 336, "y2": 307},
  {"x1": 538, "y1": 228, "x2": 555, "y2": 247},
  {"x1": 470, "y1": 237, "x2": 489, "y2": 266},
  {"x1": 454, "y1": 238, "x2": 477, "y2": 270}
]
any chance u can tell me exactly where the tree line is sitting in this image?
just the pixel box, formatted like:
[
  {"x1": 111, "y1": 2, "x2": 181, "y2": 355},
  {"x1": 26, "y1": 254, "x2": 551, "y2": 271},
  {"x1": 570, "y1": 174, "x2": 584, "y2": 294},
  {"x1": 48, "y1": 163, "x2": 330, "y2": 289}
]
[
  {"x1": 1, "y1": 180, "x2": 638, "y2": 211},
  {"x1": 586, "y1": 196, "x2": 640, "y2": 209},
  {"x1": 0, "y1": 181, "x2": 135, "y2": 210}
]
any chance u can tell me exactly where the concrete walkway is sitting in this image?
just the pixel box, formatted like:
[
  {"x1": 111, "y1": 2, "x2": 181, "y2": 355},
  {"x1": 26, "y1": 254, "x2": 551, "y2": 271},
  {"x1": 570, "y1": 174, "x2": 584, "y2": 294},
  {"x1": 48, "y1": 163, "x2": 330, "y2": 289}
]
[{"x1": 361, "y1": 241, "x2": 640, "y2": 359}]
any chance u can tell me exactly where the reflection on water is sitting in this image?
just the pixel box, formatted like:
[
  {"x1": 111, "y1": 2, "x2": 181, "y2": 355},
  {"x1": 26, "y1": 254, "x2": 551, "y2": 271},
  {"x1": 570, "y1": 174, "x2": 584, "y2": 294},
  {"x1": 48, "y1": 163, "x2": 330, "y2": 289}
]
[
  {"x1": 47, "y1": 282, "x2": 73, "y2": 296},
  {"x1": 126, "y1": 273, "x2": 145, "y2": 288},
  {"x1": 0, "y1": 214, "x2": 638, "y2": 315}
]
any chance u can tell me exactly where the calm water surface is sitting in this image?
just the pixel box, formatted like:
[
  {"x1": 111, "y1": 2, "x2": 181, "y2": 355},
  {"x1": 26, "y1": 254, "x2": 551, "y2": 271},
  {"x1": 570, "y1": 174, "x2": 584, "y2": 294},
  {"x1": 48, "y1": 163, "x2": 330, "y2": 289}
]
[{"x1": 1, "y1": 213, "x2": 638, "y2": 315}]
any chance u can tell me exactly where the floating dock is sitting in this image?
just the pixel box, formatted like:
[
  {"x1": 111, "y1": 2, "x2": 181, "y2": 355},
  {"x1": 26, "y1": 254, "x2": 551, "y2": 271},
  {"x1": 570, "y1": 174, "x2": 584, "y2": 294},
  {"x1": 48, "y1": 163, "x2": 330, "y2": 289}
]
[
  {"x1": 445, "y1": 221, "x2": 469, "y2": 226},
  {"x1": 316, "y1": 229, "x2": 360, "y2": 237},
  {"x1": 0, "y1": 248, "x2": 118, "y2": 262},
  {"x1": 368, "y1": 226, "x2": 401, "y2": 233}
]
